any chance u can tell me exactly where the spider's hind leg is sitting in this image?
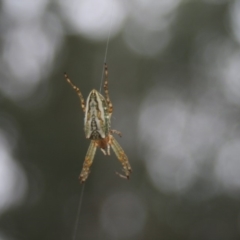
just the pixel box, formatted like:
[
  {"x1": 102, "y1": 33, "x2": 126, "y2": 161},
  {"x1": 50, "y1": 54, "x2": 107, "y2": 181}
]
[
  {"x1": 79, "y1": 140, "x2": 97, "y2": 183},
  {"x1": 109, "y1": 135, "x2": 132, "y2": 179}
]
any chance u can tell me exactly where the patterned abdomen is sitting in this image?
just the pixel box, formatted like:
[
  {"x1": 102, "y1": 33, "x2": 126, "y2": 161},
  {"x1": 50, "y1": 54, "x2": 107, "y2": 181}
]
[{"x1": 84, "y1": 89, "x2": 110, "y2": 139}]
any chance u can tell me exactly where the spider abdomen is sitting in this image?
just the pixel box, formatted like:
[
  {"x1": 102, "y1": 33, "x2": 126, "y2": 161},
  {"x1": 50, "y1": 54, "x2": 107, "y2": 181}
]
[{"x1": 84, "y1": 89, "x2": 111, "y2": 140}]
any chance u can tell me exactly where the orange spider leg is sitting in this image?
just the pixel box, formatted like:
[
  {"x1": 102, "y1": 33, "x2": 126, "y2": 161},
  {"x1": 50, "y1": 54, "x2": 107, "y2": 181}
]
[
  {"x1": 79, "y1": 140, "x2": 97, "y2": 183},
  {"x1": 110, "y1": 129, "x2": 122, "y2": 137},
  {"x1": 64, "y1": 73, "x2": 86, "y2": 112},
  {"x1": 109, "y1": 135, "x2": 132, "y2": 179},
  {"x1": 104, "y1": 63, "x2": 113, "y2": 115}
]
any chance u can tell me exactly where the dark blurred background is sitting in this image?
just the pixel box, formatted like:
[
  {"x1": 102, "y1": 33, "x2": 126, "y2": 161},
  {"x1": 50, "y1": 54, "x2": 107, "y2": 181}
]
[{"x1": 1, "y1": 0, "x2": 240, "y2": 239}]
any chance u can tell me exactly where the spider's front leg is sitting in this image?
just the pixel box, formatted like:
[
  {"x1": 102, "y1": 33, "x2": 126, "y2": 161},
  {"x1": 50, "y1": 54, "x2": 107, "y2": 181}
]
[
  {"x1": 64, "y1": 73, "x2": 86, "y2": 112},
  {"x1": 104, "y1": 63, "x2": 113, "y2": 115},
  {"x1": 79, "y1": 140, "x2": 97, "y2": 183},
  {"x1": 109, "y1": 135, "x2": 132, "y2": 179}
]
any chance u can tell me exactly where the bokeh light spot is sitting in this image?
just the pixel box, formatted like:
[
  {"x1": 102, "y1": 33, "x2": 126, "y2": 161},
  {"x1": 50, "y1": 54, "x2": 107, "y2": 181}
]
[
  {"x1": 58, "y1": 0, "x2": 126, "y2": 40},
  {"x1": 215, "y1": 139, "x2": 240, "y2": 192},
  {"x1": 0, "y1": 13, "x2": 63, "y2": 104},
  {"x1": 139, "y1": 87, "x2": 228, "y2": 194},
  {"x1": 2, "y1": 0, "x2": 48, "y2": 21},
  {"x1": 230, "y1": 0, "x2": 240, "y2": 44},
  {"x1": 0, "y1": 130, "x2": 27, "y2": 215}
]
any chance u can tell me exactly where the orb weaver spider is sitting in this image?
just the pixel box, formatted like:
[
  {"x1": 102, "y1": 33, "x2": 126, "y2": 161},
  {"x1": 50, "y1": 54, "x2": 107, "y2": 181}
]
[{"x1": 64, "y1": 63, "x2": 132, "y2": 183}]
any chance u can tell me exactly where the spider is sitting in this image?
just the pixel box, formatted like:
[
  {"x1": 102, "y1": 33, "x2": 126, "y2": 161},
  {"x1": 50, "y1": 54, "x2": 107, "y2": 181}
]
[{"x1": 64, "y1": 63, "x2": 132, "y2": 183}]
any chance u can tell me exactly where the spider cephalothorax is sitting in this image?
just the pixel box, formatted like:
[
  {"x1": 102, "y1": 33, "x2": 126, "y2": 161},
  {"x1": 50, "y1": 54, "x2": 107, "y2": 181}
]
[{"x1": 64, "y1": 63, "x2": 132, "y2": 183}]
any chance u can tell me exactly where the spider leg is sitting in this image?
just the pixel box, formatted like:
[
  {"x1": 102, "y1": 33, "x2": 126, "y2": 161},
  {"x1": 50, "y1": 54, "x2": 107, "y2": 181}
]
[
  {"x1": 100, "y1": 148, "x2": 107, "y2": 155},
  {"x1": 100, "y1": 144, "x2": 110, "y2": 156},
  {"x1": 115, "y1": 171, "x2": 129, "y2": 179},
  {"x1": 104, "y1": 63, "x2": 113, "y2": 114},
  {"x1": 110, "y1": 129, "x2": 122, "y2": 137},
  {"x1": 109, "y1": 135, "x2": 132, "y2": 179},
  {"x1": 107, "y1": 143, "x2": 110, "y2": 155},
  {"x1": 79, "y1": 140, "x2": 97, "y2": 183},
  {"x1": 64, "y1": 73, "x2": 86, "y2": 112}
]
